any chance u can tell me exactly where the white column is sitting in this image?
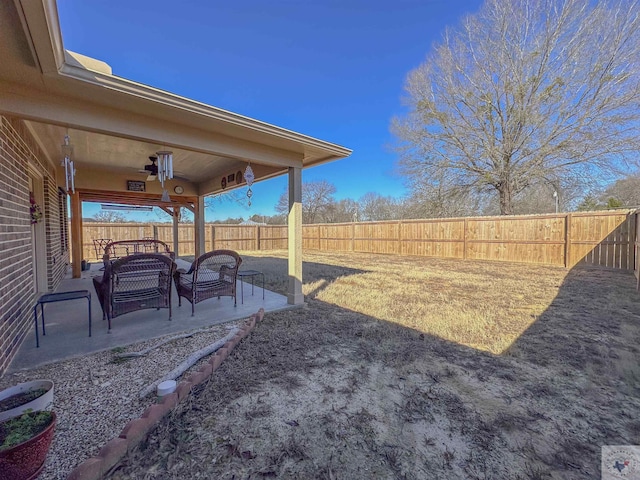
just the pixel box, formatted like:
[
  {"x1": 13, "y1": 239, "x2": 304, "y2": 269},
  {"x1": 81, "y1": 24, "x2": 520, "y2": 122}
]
[
  {"x1": 288, "y1": 167, "x2": 303, "y2": 304},
  {"x1": 194, "y1": 197, "x2": 205, "y2": 258}
]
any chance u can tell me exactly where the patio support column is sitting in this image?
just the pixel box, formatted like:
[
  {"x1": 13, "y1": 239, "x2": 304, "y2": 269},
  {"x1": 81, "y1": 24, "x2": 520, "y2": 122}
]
[
  {"x1": 172, "y1": 207, "x2": 180, "y2": 256},
  {"x1": 287, "y1": 166, "x2": 303, "y2": 305},
  {"x1": 194, "y1": 196, "x2": 205, "y2": 258},
  {"x1": 70, "y1": 190, "x2": 83, "y2": 279}
]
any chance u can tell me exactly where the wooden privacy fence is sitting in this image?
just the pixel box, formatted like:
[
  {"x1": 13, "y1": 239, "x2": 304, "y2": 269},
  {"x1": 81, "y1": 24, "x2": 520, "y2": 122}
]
[
  {"x1": 80, "y1": 209, "x2": 637, "y2": 271},
  {"x1": 305, "y1": 210, "x2": 636, "y2": 269},
  {"x1": 80, "y1": 223, "x2": 288, "y2": 261}
]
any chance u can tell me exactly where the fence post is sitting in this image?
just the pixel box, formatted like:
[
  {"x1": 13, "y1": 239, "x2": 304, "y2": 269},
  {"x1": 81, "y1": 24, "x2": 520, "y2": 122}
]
[
  {"x1": 627, "y1": 212, "x2": 636, "y2": 272},
  {"x1": 463, "y1": 218, "x2": 468, "y2": 260},
  {"x1": 631, "y1": 212, "x2": 637, "y2": 274},
  {"x1": 397, "y1": 221, "x2": 402, "y2": 255},
  {"x1": 255, "y1": 225, "x2": 260, "y2": 250},
  {"x1": 153, "y1": 225, "x2": 158, "y2": 240},
  {"x1": 564, "y1": 213, "x2": 572, "y2": 268},
  {"x1": 211, "y1": 225, "x2": 216, "y2": 251},
  {"x1": 635, "y1": 212, "x2": 639, "y2": 289},
  {"x1": 317, "y1": 225, "x2": 321, "y2": 251},
  {"x1": 351, "y1": 223, "x2": 355, "y2": 252}
]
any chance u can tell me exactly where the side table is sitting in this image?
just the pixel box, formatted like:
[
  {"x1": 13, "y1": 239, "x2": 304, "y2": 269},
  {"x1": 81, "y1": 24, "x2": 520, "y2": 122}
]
[
  {"x1": 237, "y1": 270, "x2": 265, "y2": 304},
  {"x1": 33, "y1": 290, "x2": 92, "y2": 347}
]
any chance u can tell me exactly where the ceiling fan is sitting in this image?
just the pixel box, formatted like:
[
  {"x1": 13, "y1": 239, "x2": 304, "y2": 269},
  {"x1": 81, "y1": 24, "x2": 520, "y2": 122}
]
[
  {"x1": 139, "y1": 155, "x2": 158, "y2": 181},
  {"x1": 137, "y1": 152, "x2": 186, "y2": 185}
]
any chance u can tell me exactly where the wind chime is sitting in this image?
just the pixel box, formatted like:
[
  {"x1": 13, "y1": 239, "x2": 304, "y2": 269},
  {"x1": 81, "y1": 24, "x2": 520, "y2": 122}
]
[
  {"x1": 157, "y1": 150, "x2": 174, "y2": 202},
  {"x1": 244, "y1": 162, "x2": 255, "y2": 206},
  {"x1": 61, "y1": 135, "x2": 75, "y2": 193}
]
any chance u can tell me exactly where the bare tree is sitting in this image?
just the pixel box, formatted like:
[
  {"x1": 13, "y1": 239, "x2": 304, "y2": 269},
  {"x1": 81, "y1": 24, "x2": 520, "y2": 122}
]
[
  {"x1": 276, "y1": 180, "x2": 337, "y2": 223},
  {"x1": 92, "y1": 211, "x2": 127, "y2": 222},
  {"x1": 324, "y1": 198, "x2": 359, "y2": 223},
  {"x1": 399, "y1": 164, "x2": 487, "y2": 218},
  {"x1": 393, "y1": 0, "x2": 640, "y2": 215},
  {"x1": 402, "y1": 186, "x2": 484, "y2": 219},
  {"x1": 265, "y1": 214, "x2": 287, "y2": 225},
  {"x1": 498, "y1": 172, "x2": 585, "y2": 214},
  {"x1": 599, "y1": 173, "x2": 640, "y2": 208},
  {"x1": 577, "y1": 173, "x2": 640, "y2": 210},
  {"x1": 358, "y1": 192, "x2": 401, "y2": 221}
]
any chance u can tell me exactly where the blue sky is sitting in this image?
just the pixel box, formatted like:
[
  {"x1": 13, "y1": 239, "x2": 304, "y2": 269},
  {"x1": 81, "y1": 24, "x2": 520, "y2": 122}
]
[{"x1": 57, "y1": 0, "x2": 483, "y2": 221}]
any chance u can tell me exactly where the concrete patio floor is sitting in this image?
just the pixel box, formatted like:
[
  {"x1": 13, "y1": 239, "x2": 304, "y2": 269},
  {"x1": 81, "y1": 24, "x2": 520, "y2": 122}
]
[{"x1": 8, "y1": 260, "x2": 293, "y2": 373}]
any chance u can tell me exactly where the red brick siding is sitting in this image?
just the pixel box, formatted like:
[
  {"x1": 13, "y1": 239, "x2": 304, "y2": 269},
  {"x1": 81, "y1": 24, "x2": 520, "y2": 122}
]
[{"x1": 0, "y1": 116, "x2": 68, "y2": 376}]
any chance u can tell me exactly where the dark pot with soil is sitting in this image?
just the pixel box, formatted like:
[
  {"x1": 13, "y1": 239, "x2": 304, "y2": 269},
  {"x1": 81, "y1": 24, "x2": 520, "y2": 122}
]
[
  {"x1": 0, "y1": 410, "x2": 56, "y2": 480},
  {"x1": 0, "y1": 381, "x2": 54, "y2": 423}
]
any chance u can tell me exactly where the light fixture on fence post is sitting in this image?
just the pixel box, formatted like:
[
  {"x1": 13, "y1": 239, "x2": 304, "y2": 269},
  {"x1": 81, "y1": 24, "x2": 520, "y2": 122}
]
[
  {"x1": 244, "y1": 162, "x2": 255, "y2": 206},
  {"x1": 61, "y1": 135, "x2": 75, "y2": 193},
  {"x1": 156, "y1": 150, "x2": 174, "y2": 202}
]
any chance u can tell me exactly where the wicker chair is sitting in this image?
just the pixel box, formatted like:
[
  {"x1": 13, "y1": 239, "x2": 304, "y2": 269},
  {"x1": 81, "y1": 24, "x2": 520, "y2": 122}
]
[
  {"x1": 92, "y1": 238, "x2": 112, "y2": 260},
  {"x1": 104, "y1": 239, "x2": 174, "y2": 261},
  {"x1": 173, "y1": 250, "x2": 242, "y2": 316},
  {"x1": 92, "y1": 253, "x2": 177, "y2": 330}
]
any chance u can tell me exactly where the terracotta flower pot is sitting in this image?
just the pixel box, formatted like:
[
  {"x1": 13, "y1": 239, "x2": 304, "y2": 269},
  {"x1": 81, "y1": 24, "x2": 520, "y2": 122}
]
[{"x1": 0, "y1": 411, "x2": 56, "y2": 480}]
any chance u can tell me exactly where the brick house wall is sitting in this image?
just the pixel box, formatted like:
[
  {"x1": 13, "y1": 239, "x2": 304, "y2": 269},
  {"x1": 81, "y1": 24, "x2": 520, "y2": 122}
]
[{"x1": 0, "y1": 115, "x2": 69, "y2": 376}]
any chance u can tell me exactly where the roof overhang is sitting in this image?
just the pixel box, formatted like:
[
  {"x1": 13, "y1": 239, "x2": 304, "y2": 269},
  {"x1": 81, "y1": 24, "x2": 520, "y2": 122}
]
[{"x1": 0, "y1": 0, "x2": 351, "y2": 199}]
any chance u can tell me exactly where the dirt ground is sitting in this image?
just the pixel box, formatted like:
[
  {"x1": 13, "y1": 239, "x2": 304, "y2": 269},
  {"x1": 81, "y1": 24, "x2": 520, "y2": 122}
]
[{"x1": 106, "y1": 252, "x2": 640, "y2": 480}]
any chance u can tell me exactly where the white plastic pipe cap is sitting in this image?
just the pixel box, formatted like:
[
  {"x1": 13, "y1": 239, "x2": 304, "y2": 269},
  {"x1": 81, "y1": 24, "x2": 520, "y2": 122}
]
[{"x1": 157, "y1": 380, "x2": 177, "y2": 397}]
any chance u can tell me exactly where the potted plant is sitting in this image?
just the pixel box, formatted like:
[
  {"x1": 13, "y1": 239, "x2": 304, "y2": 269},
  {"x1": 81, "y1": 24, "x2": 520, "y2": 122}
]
[
  {"x1": 0, "y1": 380, "x2": 54, "y2": 422},
  {"x1": 0, "y1": 410, "x2": 56, "y2": 480}
]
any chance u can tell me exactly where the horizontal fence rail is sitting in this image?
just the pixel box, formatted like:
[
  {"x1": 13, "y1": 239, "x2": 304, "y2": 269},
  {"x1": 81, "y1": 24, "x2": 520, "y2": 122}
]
[{"x1": 79, "y1": 210, "x2": 637, "y2": 271}]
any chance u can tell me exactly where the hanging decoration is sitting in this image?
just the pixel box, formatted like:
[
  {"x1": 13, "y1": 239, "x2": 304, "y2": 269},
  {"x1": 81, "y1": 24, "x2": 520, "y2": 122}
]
[
  {"x1": 29, "y1": 191, "x2": 42, "y2": 224},
  {"x1": 244, "y1": 162, "x2": 255, "y2": 207},
  {"x1": 61, "y1": 135, "x2": 75, "y2": 193},
  {"x1": 160, "y1": 189, "x2": 171, "y2": 202},
  {"x1": 156, "y1": 150, "x2": 174, "y2": 202}
]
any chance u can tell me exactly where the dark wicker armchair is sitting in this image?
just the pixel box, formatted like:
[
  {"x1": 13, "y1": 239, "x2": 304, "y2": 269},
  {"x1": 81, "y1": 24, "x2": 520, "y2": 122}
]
[
  {"x1": 173, "y1": 250, "x2": 242, "y2": 315},
  {"x1": 92, "y1": 253, "x2": 177, "y2": 330}
]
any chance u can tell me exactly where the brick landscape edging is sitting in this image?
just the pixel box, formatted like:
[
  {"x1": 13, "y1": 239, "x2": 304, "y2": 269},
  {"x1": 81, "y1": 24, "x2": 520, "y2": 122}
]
[{"x1": 66, "y1": 308, "x2": 265, "y2": 480}]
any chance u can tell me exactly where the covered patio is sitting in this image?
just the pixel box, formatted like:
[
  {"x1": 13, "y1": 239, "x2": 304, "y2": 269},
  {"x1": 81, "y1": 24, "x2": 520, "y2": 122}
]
[
  {"x1": 8, "y1": 258, "x2": 289, "y2": 372},
  {"x1": 0, "y1": 0, "x2": 350, "y2": 375}
]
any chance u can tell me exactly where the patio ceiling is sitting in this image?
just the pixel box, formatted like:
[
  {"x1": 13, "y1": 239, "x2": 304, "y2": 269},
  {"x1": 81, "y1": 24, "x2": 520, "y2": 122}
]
[
  {"x1": 24, "y1": 122, "x2": 240, "y2": 186},
  {"x1": 0, "y1": 0, "x2": 351, "y2": 198}
]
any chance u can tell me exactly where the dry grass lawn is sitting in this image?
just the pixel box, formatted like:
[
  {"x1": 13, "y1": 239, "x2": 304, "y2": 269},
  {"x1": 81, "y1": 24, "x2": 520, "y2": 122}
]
[{"x1": 107, "y1": 251, "x2": 640, "y2": 479}]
